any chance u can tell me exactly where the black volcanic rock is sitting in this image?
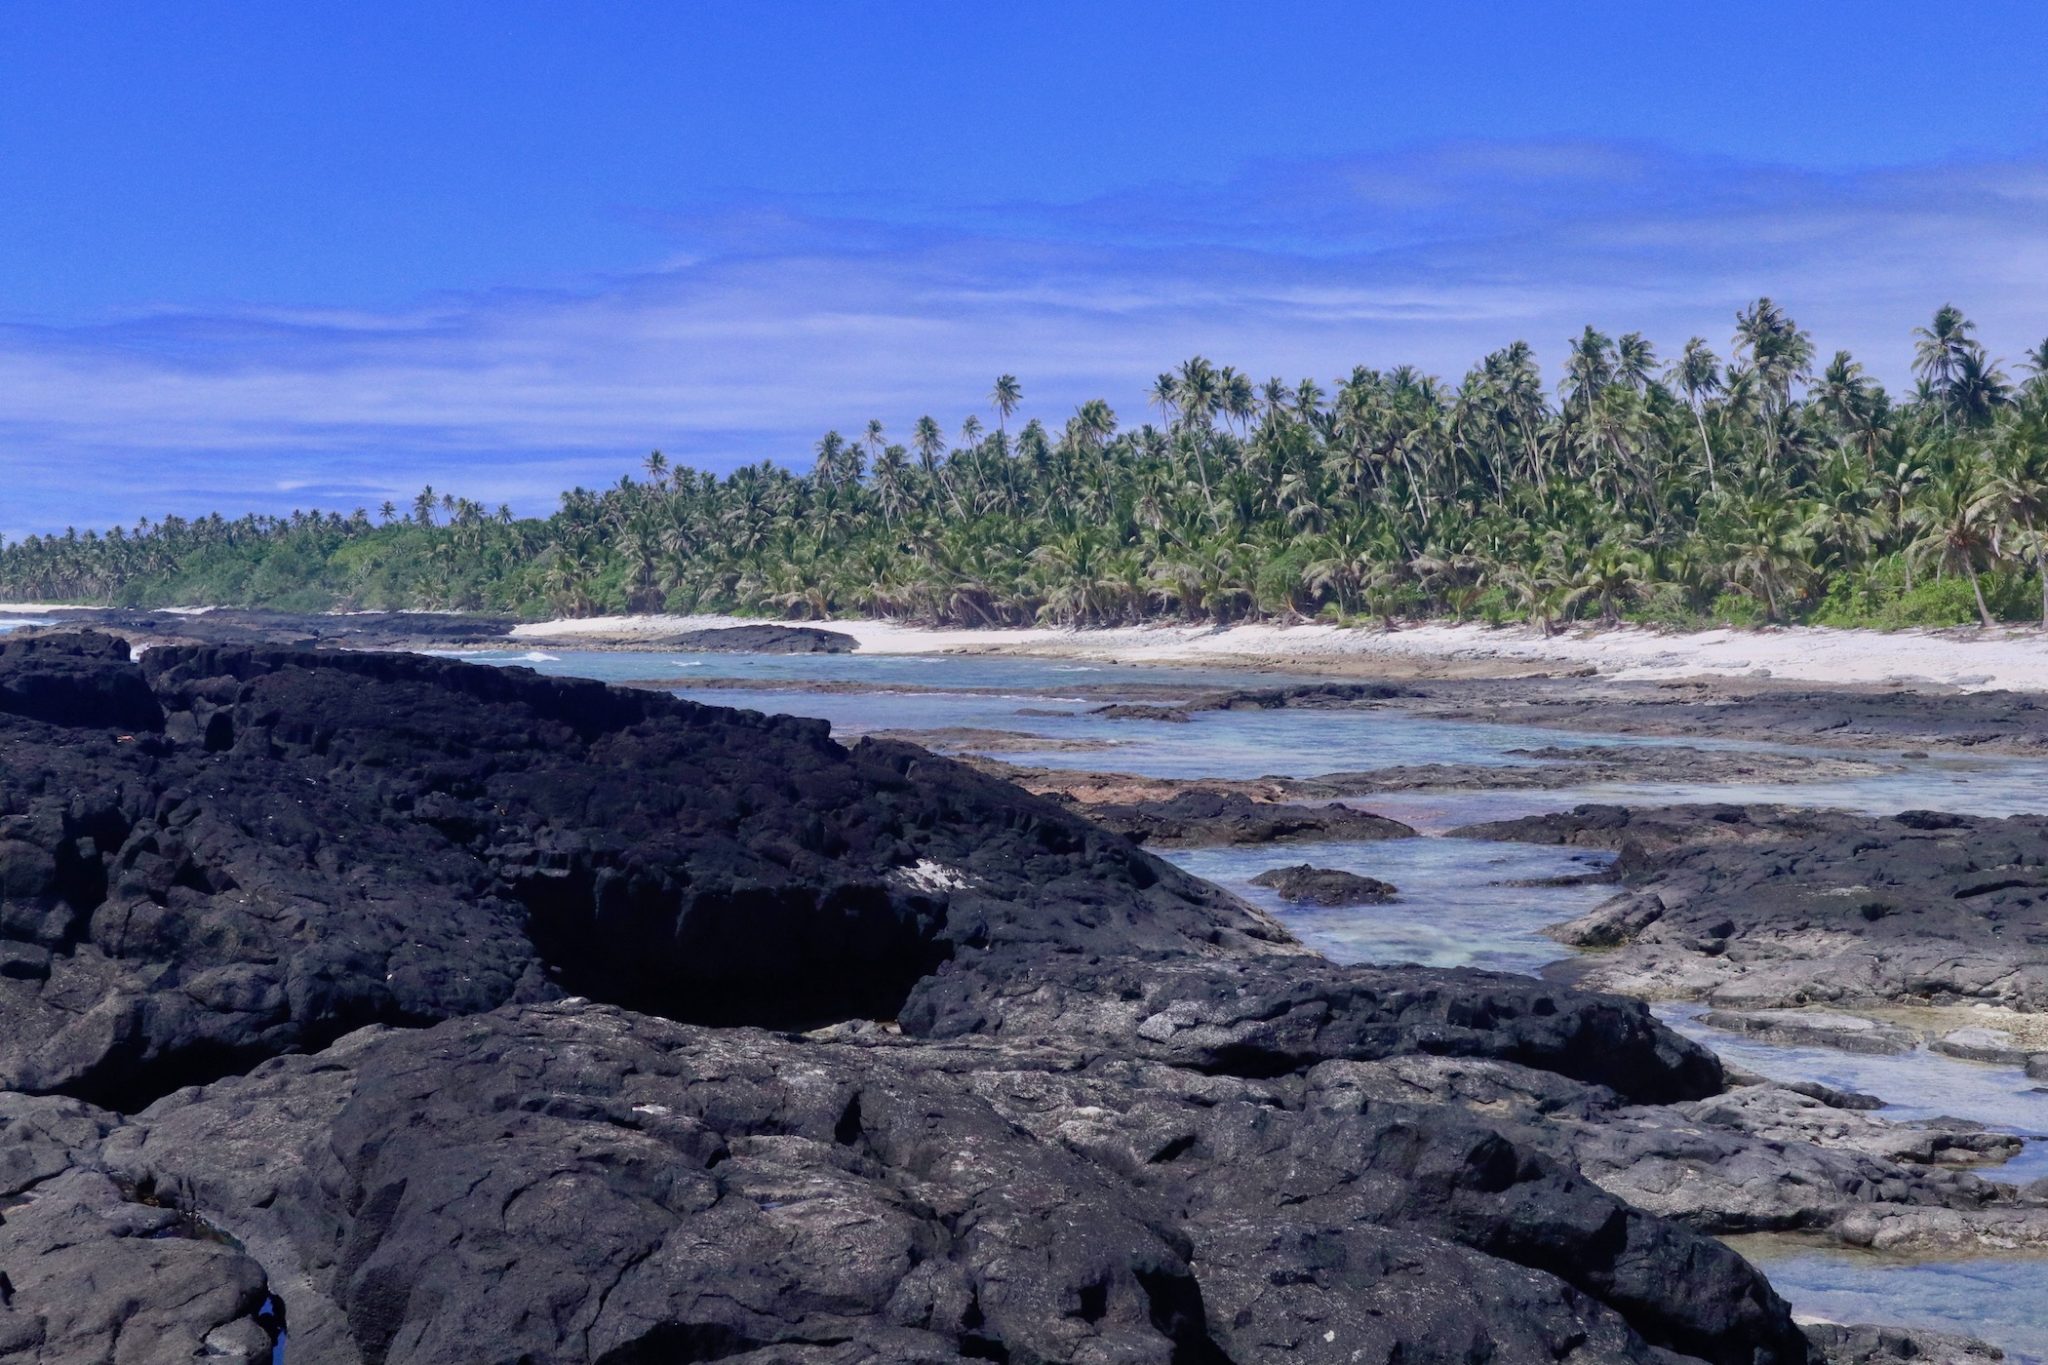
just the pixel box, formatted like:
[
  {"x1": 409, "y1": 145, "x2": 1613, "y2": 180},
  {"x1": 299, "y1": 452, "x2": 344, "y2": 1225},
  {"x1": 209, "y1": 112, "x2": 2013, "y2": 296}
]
[
  {"x1": 93, "y1": 1002, "x2": 1801, "y2": 1365},
  {"x1": 1194, "y1": 681, "x2": 1416, "y2": 711},
  {"x1": 0, "y1": 631, "x2": 164, "y2": 732},
  {"x1": 0, "y1": 632, "x2": 1967, "y2": 1363},
  {"x1": 1250, "y1": 863, "x2": 1399, "y2": 905},
  {"x1": 1535, "y1": 805, "x2": 2048, "y2": 1011},
  {"x1": 902, "y1": 953, "x2": 1723, "y2": 1105},
  {"x1": 20, "y1": 607, "x2": 519, "y2": 651},
  {"x1": 1450, "y1": 802, "x2": 1840, "y2": 858},
  {"x1": 654, "y1": 623, "x2": 860, "y2": 653},
  {"x1": 0, "y1": 633, "x2": 1279, "y2": 1107},
  {"x1": 1086, "y1": 790, "x2": 1417, "y2": 847}
]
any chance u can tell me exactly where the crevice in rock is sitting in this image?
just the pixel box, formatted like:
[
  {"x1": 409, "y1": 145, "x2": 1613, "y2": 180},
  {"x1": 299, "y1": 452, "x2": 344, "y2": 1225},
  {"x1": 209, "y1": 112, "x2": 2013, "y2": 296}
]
[
  {"x1": 833, "y1": 1092, "x2": 863, "y2": 1147},
  {"x1": 513, "y1": 865, "x2": 952, "y2": 1031},
  {"x1": 1135, "y1": 1268, "x2": 1237, "y2": 1365},
  {"x1": 591, "y1": 1323, "x2": 774, "y2": 1364},
  {"x1": 257, "y1": 1294, "x2": 287, "y2": 1365},
  {"x1": 1192, "y1": 1046, "x2": 1312, "y2": 1081}
]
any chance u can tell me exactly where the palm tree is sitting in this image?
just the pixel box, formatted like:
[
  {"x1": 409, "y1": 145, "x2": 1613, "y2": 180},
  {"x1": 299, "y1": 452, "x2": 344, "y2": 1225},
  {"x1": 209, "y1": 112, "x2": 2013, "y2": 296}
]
[
  {"x1": 1983, "y1": 399, "x2": 2048, "y2": 625},
  {"x1": 1561, "y1": 326, "x2": 1615, "y2": 419},
  {"x1": 1733, "y1": 299, "x2": 1815, "y2": 452},
  {"x1": 2022, "y1": 339, "x2": 2048, "y2": 396},
  {"x1": 1949, "y1": 348, "x2": 2012, "y2": 428},
  {"x1": 1910, "y1": 463, "x2": 2002, "y2": 627},
  {"x1": 990, "y1": 375, "x2": 1022, "y2": 433},
  {"x1": 1913, "y1": 304, "x2": 1975, "y2": 430},
  {"x1": 1719, "y1": 491, "x2": 1813, "y2": 623},
  {"x1": 1668, "y1": 338, "x2": 1724, "y2": 487}
]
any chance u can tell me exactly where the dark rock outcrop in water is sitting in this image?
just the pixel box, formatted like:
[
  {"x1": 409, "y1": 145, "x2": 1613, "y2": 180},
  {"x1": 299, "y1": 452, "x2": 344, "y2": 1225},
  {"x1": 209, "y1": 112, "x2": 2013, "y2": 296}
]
[
  {"x1": 1084, "y1": 790, "x2": 1418, "y2": 847},
  {"x1": 647, "y1": 623, "x2": 860, "y2": 653},
  {"x1": 1250, "y1": 863, "x2": 1399, "y2": 905},
  {"x1": 17, "y1": 606, "x2": 519, "y2": 651},
  {"x1": 1479, "y1": 804, "x2": 2048, "y2": 1013},
  {"x1": 0, "y1": 632, "x2": 1920, "y2": 1363}
]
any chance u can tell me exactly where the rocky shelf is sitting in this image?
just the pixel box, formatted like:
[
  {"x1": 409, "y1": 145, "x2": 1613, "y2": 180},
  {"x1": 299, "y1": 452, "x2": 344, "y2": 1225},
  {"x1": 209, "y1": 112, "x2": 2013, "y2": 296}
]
[{"x1": 0, "y1": 634, "x2": 2027, "y2": 1364}]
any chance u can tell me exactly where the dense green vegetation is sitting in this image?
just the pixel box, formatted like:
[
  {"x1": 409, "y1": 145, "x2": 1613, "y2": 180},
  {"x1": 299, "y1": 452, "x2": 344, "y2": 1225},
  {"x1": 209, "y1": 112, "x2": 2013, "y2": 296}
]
[{"x1": 6, "y1": 301, "x2": 2048, "y2": 632}]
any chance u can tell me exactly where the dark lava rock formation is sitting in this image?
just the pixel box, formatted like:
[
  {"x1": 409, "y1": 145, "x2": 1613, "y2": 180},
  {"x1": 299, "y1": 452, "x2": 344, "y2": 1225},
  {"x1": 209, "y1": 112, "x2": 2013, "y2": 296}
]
[
  {"x1": 648, "y1": 623, "x2": 860, "y2": 653},
  {"x1": 1249, "y1": 864, "x2": 1399, "y2": 905},
  {"x1": 1082, "y1": 790, "x2": 1418, "y2": 848},
  {"x1": 0, "y1": 631, "x2": 1270, "y2": 1107},
  {"x1": 1192, "y1": 681, "x2": 1417, "y2": 711},
  {"x1": 1471, "y1": 804, "x2": 2048, "y2": 1013},
  {"x1": 0, "y1": 633, "x2": 1985, "y2": 1363},
  {"x1": 15, "y1": 607, "x2": 518, "y2": 652},
  {"x1": 1415, "y1": 678, "x2": 2048, "y2": 755}
]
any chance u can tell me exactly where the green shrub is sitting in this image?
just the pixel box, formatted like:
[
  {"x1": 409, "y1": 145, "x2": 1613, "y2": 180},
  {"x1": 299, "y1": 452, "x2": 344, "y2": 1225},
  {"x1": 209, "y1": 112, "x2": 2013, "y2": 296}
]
[
  {"x1": 1707, "y1": 591, "x2": 1765, "y2": 627},
  {"x1": 1626, "y1": 583, "x2": 1707, "y2": 630}
]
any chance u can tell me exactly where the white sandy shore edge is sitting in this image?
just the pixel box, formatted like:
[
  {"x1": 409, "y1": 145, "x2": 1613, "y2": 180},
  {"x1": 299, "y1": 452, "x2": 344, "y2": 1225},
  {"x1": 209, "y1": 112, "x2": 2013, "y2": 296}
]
[
  {"x1": 511, "y1": 613, "x2": 2048, "y2": 693},
  {"x1": 7, "y1": 603, "x2": 2042, "y2": 691}
]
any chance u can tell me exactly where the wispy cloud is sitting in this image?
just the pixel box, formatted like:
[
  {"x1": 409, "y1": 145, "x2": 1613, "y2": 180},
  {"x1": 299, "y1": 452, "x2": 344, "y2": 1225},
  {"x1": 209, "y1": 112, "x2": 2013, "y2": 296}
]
[{"x1": 3, "y1": 139, "x2": 2046, "y2": 537}]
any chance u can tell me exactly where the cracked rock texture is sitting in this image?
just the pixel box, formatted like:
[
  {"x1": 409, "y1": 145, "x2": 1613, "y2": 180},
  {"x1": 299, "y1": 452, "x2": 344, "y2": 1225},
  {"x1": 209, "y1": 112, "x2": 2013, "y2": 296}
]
[{"x1": 0, "y1": 633, "x2": 2025, "y2": 1363}]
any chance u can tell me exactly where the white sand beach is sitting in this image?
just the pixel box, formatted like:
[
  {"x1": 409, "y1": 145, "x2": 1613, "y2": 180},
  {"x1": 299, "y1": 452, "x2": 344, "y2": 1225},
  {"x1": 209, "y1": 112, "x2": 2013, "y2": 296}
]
[{"x1": 512, "y1": 614, "x2": 2048, "y2": 693}]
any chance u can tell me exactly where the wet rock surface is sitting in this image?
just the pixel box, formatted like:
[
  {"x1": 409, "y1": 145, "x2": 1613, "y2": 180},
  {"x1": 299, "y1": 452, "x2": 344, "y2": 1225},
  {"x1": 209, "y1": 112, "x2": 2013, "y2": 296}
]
[
  {"x1": 1804, "y1": 1321, "x2": 2009, "y2": 1365},
  {"x1": 977, "y1": 746, "x2": 1886, "y2": 821},
  {"x1": 0, "y1": 632, "x2": 2008, "y2": 1362},
  {"x1": 1079, "y1": 790, "x2": 1419, "y2": 847},
  {"x1": 637, "y1": 623, "x2": 860, "y2": 653},
  {"x1": 1524, "y1": 805, "x2": 2048, "y2": 1014},
  {"x1": 1699, "y1": 1010, "x2": 1924, "y2": 1056},
  {"x1": 1409, "y1": 677, "x2": 2048, "y2": 755},
  {"x1": 1450, "y1": 802, "x2": 1844, "y2": 858},
  {"x1": 1249, "y1": 864, "x2": 1399, "y2": 905}
]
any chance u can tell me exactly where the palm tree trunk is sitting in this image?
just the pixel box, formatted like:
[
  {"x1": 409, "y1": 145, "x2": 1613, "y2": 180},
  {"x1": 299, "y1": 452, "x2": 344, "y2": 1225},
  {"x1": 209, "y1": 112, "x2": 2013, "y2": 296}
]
[
  {"x1": 2026, "y1": 515, "x2": 2047, "y2": 629},
  {"x1": 1971, "y1": 568, "x2": 1994, "y2": 628},
  {"x1": 1693, "y1": 408, "x2": 1716, "y2": 489}
]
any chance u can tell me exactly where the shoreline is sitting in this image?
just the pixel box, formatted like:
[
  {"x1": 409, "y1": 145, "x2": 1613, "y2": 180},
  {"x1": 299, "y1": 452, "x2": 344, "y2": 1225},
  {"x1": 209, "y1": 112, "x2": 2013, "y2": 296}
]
[
  {"x1": 9, "y1": 600, "x2": 2048, "y2": 692},
  {"x1": 511, "y1": 612, "x2": 2048, "y2": 693}
]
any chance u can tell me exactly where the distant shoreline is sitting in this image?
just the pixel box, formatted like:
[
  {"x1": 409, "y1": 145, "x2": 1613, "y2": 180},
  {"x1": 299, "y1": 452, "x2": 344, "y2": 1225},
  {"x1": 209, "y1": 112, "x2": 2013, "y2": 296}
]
[
  {"x1": 511, "y1": 612, "x2": 2048, "y2": 693},
  {"x1": 9, "y1": 602, "x2": 2048, "y2": 692}
]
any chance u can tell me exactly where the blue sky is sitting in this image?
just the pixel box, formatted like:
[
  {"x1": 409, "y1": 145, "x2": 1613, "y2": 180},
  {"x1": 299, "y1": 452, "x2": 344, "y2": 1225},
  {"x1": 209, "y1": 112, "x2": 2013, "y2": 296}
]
[{"x1": 4, "y1": 1, "x2": 2048, "y2": 537}]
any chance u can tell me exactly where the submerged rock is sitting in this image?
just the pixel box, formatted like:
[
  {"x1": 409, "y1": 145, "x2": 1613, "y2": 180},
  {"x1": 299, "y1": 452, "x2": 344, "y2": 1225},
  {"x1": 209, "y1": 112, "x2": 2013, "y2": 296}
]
[
  {"x1": 1249, "y1": 863, "x2": 1399, "y2": 905},
  {"x1": 1701, "y1": 1009, "x2": 1923, "y2": 1056},
  {"x1": 1929, "y1": 1026, "x2": 2032, "y2": 1065}
]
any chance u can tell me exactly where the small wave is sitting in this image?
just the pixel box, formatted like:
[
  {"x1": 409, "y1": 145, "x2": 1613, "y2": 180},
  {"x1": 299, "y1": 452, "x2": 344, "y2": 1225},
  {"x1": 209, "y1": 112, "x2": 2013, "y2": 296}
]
[
  {"x1": 1050, "y1": 665, "x2": 1102, "y2": 672},
  {"x1": 419, "y1": 648, "x2": 558, "y2": 663},
  {"x1": 668, "y1": 660, "x2": 705, "y2": 668}
]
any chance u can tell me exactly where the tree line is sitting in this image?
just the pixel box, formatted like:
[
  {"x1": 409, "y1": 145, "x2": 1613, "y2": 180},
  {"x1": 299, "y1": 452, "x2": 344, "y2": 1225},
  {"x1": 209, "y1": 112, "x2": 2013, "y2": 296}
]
[{"x1": 4, "y1": 300, "x2": 2048, "y2": 632}]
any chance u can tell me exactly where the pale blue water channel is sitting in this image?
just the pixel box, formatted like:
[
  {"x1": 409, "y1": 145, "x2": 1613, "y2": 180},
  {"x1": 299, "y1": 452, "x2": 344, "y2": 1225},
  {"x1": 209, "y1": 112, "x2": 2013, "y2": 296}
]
[{"x1": 450, "y1": 646, "x2": 2048, "y2": 823}]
